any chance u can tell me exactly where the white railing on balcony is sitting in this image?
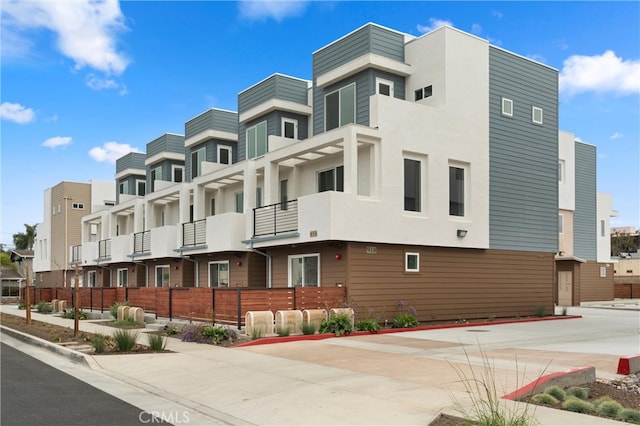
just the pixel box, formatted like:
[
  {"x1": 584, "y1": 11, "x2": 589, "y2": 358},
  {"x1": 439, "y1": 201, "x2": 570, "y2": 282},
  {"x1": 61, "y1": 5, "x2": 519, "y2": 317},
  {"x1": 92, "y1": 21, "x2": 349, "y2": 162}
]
[
  {"x1": 133, "y1": 230, "x2": 151, "y2": 254},
  {"x1": 71, "y1": 245, "x2": 82, "y2": 263},
  {"x1": 253, "y1": 200, "x2": 298, "y2": 237},
  {"x1": 98, "y1": 239, "x2": 111, "y2": 259},
  {"x1": 182, "y1": 219, "x2": 207, "y2": 247}
]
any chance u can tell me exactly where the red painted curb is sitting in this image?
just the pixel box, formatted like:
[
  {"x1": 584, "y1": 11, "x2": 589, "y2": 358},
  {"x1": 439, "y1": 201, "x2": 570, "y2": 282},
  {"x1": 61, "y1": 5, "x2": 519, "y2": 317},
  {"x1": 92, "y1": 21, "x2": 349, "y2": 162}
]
[
  {"x1": 617, "y1": 355, "x2": 640, "y2": 375},
  {"x1": 502, "y1": 366, "x2": 594, "y2": 400},
  {"x1": 233, "y1": 315, "x2": 582, "y2": 348}
]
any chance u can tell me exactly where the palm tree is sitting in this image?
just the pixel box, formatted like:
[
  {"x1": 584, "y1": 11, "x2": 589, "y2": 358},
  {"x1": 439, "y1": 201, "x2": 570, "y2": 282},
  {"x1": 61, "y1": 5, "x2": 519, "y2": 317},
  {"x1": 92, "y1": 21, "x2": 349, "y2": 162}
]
[{"x1": 12, "y1": 224, "x2": 37, "y2": 250}]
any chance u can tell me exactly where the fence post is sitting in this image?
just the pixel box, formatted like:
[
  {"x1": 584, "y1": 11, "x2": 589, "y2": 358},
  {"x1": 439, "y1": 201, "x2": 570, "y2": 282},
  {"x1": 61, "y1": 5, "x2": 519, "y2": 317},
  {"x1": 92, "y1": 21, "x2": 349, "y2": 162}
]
[
  {"x1": 90, "y1": 289, "x2": 93, "y2": 312},
  {"x1": 211, "y1": 288, "x2": 215, "y2": 326},
  {"x1": 125, "y1": 287, "x2": 129, "y2": 302},
  {"x1": 237, "y1": 288, "x2": 242, "y2": 330},
  {"x1": 294, "y1": 287, "x2": 298, "y2": 310},
  {"x1": 101, "y1": 287, "x2": 104, "y2": 314},
  {"x1": 169, "y1": 288, "x2": 173, "y2": 321}
]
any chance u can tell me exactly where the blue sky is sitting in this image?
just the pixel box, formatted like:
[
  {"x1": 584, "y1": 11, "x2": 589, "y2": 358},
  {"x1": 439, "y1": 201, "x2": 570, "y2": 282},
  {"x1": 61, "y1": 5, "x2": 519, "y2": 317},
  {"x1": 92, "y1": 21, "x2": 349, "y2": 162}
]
[{"x1": 1, "y1": 1, "x2": 639, "y2": 248}]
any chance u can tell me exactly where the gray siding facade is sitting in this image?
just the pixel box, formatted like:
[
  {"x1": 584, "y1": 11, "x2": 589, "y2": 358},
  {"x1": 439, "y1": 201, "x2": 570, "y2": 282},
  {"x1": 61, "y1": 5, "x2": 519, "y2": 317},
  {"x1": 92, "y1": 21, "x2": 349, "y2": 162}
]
[
  {"x1": 146, "y1": 133, "x2": 185, "y2": 193},
  {"x1": 185, "y1": 109, "x2": 238, "y2": 140},
  {"x1": 488, "y1": 46, "x2": 559, "y2": 252},
  {"x1": 312, "y1": 24, "x2": 407, "y2": 135},
  {"x1": 574, "y1": 142, "x2": 597, "y2": 260},
  {"x1": 115, "y1": 152, "x2": 146, "y2": 204}
]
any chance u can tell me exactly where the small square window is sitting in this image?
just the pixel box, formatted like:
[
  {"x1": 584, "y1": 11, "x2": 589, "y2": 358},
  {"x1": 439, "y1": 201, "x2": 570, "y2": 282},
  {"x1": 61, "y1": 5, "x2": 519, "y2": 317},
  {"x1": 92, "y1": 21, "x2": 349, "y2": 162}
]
[
  {"x1": 502, "y1": 98, "x2": 513, "y2": 117},
  {"x1": 532, "y1": 106, "x2": 543, "y2": 124},
  {"x1": 424, "y1": 85, "x2": 433, "y2": 98},
  {"x1": 405, "y1": 252, "x2": 420, "y2": 272},
  {"x1": 415, "y1": 89, "x2": 423, "y2": 101}
]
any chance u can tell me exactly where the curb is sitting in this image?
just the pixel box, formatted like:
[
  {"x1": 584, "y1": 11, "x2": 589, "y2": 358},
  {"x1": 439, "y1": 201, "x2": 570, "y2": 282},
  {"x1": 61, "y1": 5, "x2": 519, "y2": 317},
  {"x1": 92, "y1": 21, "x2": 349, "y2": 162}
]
[
  {"x1": 617, "y1": 355, "x2": 640, "y2": 375},
  {"x1": 502, "y1": 366, "x2": 596, "y2": 400},
  {"x1": 234, "y1": 315, "x2": 583, "y2": 348},
  {"x1": 0, "y1": 325, "x2": 92, "y2": 367}
]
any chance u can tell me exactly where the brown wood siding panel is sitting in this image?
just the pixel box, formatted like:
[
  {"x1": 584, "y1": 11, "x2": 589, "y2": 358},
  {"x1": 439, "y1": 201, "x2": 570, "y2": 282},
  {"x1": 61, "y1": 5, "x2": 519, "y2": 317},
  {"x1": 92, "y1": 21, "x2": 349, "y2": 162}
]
[
  {"x1": 346, "y1": 243, "x2": 554, "y2": 321},
  {"x1": 579, "y1": 262, "x2": 614, "y2": 302},
  {"x1": 268, "y1": 243, "x2": 347, "y2": 288},
  {"x1": 247, "y1": 253, "x2": 267, "y2": 287}
]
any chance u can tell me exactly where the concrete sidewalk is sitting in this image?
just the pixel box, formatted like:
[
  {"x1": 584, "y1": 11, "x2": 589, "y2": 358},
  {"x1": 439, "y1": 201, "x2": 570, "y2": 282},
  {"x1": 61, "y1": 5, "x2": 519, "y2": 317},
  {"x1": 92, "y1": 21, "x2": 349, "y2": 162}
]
[{"x1": 2, "y1": 303, "x2": 638, "y2": 425}]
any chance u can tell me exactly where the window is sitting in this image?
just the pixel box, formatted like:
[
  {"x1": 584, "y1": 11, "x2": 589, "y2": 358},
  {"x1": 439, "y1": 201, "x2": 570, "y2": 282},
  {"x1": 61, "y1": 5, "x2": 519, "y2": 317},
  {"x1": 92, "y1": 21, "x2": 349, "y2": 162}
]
[
  {"x1": 210, "y1": 198, "x2": 216, "y2": 216},
  {"x1": 559, "y1": 214, "x2": 564, "y2": 234},
  {"x1": 151, "y1": 165, "x2": 162, "y2": 192},
  {"x1": 137, "y1": 180, "x2": 146, "y2": 196},
  {"x1": 247, "y1": 121, "x2": 267, "y2": 159},
  {"x1": 405, "y1": 252, "x2": 420, "y2": 272},
  {"x1": 404, "y1": 158, "x2": 421, "y2": 212},
  {"x1": 209, "y1": 261, "x2": 229, "y2": 288},
  {"x1": 218, "y1": 146, "x2": 231, "y2": 165},
  {"x1": 173, "y1": 165, "x2": 184, "y2": 183},
  {"x1": 280, "y1": 179, "x2": 288, "y2": 210},
  {"x1": 282, "y1": 118, "x2": 298, "y2": 139},
  {"x1": 191, "y1": 147, "x2": 205, "y2": 178},
  {"x1": 256, "y1": 187, "x2": 263, "y2": 208},
  {"x1": 235, "y1": 192, "x2": 244, "y2": 213},
  {"x1": 502, "y1": 97, "x2": 513, "y2": 117},
  {"x1": 532, "y1": 106, "x2": 543, "y2": 124},
  {"x1": 52, "y1": 206, "x2": 56, "y2": 216},
  {"x1": 156, "y1": 265, "x2": 170, "y2": 288},
  {"x1": 414, "y1": 85, "x2": 433, "y2": 101},
  {"x1": 599, "y1": 266, "x2": 606, "y2": 278},
  {"x1": 88, "y1": 271, "x2": 96, "y2": 288},
  {"x1": 317, "y1": 166, "x2": 344, "y2": 192},
  {"x1": 289, "y1": 254, "x2": 319, "y2": 287},
  {"x1": 601, "y1": 220, "x2": 605, "y2": 237},
  {"x1": 376, "y1": 78, "x2": 393, "y2": 97},
  {"x1": 325, "y1": 83, "x2": 355, "y2": 131},
  {"x1": 119, "y1": 181, "x2": 128, "y2": 195},
  {"x1": 449, "y1": 166, "x2": 465, "y2": 217},
  {"x1": 558, "y1": 160, "x2": 565, "y2": 182},
  {"x1": 117, "y1": 268, "x2": 128, "y2": 287},
  {"x1": 58, "y1": 204, "x2": 61, "y2": 213},
  {"x1": 72, "y1": 203, "x2": 84, "y2": 209}
]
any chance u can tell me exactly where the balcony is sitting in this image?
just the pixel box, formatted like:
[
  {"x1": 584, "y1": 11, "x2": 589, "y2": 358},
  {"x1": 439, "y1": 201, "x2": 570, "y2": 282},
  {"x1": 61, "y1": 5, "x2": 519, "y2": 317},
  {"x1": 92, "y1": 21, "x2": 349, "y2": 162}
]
[
  {"x1": 71, "y1": 245, "x2": 82, "y2": 264},
  {"x1": 98, "y1": 239, "x2": 111, "y2": 260},
  {"x1": 182, "y1": 219, "x2": 206, "y2": 247},
  {"x1": 133, "y1": 230, "x2": 151, "y2": 254},
  {"x1": 253, "y1": 200, "x2": 298, "y2": 238},
  {"x1": 179, "y1": 213, "x2": 246, "y2": 253}
]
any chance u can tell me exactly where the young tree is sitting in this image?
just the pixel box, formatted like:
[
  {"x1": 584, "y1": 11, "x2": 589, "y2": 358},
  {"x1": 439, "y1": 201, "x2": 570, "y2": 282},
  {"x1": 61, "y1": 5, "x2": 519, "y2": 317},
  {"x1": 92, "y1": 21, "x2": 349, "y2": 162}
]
[{"x1": 12, "y1": 224, "x2": 37, "y2": 250}]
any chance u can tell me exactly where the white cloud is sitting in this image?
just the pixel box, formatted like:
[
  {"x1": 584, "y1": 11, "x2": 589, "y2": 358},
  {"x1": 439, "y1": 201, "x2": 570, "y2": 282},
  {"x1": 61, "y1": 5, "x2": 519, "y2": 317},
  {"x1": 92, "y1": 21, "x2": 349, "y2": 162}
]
[
  {"x1": 238, "y1": 0, "x2": 308, "y2": 21},
  {"x1": 89, "y1": 142, "x2": 141, "y2": 164},
  {"x1": 559, "y1": 51, "x2": 640, "y2": 96},
  {"x1": 43, "y1": 136, "x2": 72, "y2": 148},
  {"x1": 0, "y1": 102, "x2": 35, "y2": 124},
  {"x1": 2, "y1": 0, "x2": 129, "y2": 75},
  {"x1": 85, "y1": 74, "x2": 128, "y2": 95},
  {"x1": 417, "y1": 18, "x2": 453, "y2": 34},
  {"x1": 610, "y1": 132, "x2": 624, "y2": 140},
  {"x1": 471, "y1": 23, "x2": 482, "y2": 35}
]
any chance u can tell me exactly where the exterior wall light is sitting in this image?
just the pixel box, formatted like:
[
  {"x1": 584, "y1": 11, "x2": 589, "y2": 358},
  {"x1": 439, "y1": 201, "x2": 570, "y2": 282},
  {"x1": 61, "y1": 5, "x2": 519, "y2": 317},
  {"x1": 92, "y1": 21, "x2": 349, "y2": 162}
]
[
  {"x1": 457, "y1": 229, "x2": 468, "y2": 238},
  {"x1": 335, "y1": 254, "x2": 342, "y2": 260}
]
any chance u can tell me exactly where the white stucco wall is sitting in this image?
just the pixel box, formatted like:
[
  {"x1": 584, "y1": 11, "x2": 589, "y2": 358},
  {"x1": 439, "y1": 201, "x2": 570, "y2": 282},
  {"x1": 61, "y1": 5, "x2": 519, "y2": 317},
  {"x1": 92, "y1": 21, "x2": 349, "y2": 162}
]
[{"x1": 558, "y1": 130, "x2": 576, "y2": 211}]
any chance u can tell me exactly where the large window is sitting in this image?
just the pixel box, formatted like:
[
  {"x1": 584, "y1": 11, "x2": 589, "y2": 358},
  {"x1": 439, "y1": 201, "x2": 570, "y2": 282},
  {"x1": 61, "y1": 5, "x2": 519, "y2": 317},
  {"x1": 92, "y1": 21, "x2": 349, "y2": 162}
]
[
  {"x1": 156, "y1": 265, "x2": 170, "y2": 288},
  {"x1": 289, "y1": 254, "x2": 319, "y2": 287},
  {"x1": 404, "y1": 158, "x2": 421, "y2": 212},
  {"x1": 119, "y1": 181, "x2": 128, "y2": 195},
  {"x1": 325, "y1": 83, "x2": 355, "y2": 131},
  {"x1": 247, "y1": 121, "x2": 267, "y2": 159},
  {"x1": 88, "y1": 271, "x2": 97, "y2": 288},
  {"x1": 235, "y1": 192, "x2": 244, "y2": 213},
  {"x1": 137, "y1": 179, "x2": 146, "y2": 196},
  {"x1": 150, "y1": 165, "x2": 162, "y2": 192},
  {"x1": 209, "y1": 261, "x2": 229, "y2": 288},
  {"x1": 318, "y1": 166, "x2": 344, "y2": 192},
  {"x1": 117, "y1": 268, "x2": 128, "y2": 287},
  {"x1": 191, "y1": 147, "x2": 205, "y2": 178},
  {"x1": 218, "y1": 146, "x2": 231, "y2": 165},
  {"x1": 449, "y1": 166, "x2": 465, "y2": 217}
]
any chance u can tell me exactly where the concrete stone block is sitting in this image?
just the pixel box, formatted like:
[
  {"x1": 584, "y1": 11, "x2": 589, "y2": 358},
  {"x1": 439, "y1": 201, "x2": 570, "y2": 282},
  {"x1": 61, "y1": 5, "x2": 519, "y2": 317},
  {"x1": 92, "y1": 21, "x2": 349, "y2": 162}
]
[
  {"x1": 128, "y1": 307, "x2": 144, "y2": 324},
  {"x1": 117, "y1": 305, "x2": 130, "y2": 321},
  {"x1": 275, "y1": 310, "x2": 303, "y2": 335}
]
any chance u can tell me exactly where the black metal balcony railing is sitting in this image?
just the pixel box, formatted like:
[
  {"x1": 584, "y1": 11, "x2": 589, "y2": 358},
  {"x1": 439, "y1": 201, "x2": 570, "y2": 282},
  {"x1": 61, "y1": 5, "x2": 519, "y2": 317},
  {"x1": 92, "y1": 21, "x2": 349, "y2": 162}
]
[
  {"x1": 71, "y1": 245, "x2": 82, "y2": 263},
  {"x1": 133, "y1": 231, "x2": 151, "y2": 254},
  {"x1": 253, "y1": 199, "x2": 298, "y2": 237},
  {"x1": 98, "y1": 239, "x2": 111, "y2": 259},
  {"x1": 182, "y1": 219, "x2": 206, "y2": 247}
]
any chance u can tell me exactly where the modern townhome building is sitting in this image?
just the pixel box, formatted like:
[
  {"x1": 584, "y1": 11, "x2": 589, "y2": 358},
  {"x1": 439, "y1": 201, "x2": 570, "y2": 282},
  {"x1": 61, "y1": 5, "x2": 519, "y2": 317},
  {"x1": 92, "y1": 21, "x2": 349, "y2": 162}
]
[
  {"x1": 556, "y1": 131, "x2": 616, "y2": 304},
  {"x1": 33, "y1": 180, "x2": 115, "y2": 287},
  {"x1": 62, "y1": 22, "x2": 611, "y2": 321}
]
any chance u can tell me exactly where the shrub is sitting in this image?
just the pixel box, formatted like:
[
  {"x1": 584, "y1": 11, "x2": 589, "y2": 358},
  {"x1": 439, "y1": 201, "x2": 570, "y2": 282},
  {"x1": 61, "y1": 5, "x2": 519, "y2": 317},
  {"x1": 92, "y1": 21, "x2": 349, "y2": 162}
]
[
  {"x1": 113, "y1": 329, "x2": 139, "y2": 352},
  {"x1": 392, "y1": 313, "x2": 419, "y2": 328},
  {"x1": 356, "y1": 318, "x2": 380, "y2": 333},
  {"x1": 36, "y1": 300, "x2": 52, "y2": 313},
  {"x1": 201, "y1": 325, "x2": 229, "y2": 344},
  {"x1": 91, "y1": 334, "x2": 109, "y2": 354},
  {"x1": 164, "y1": 325, "x2": 178, "y2": 335},
  {"x1": 565, "y1": 386, "x2": 588, "y2": 400},
  {"x1": 109, "y1": 300, "x2": 130, "y2": 319},
  {"x1": 275, "y1": 325, "x2": 291, "y2": 337},
  {"x1": 561, "y1": 306, "x2": 568, "y2": 316},
  {"x1": 112, "y1": 317, "x2": 140, "y2": 328},
  {"x1": 561, "y1": 396, "x2": 595, "y2": 414},
  {"x1": 593, "y1": 396, "x2": 615, "y2": 407},
  {"x1": 535, "y1": 305, "x2": 546, "y2": 317},
  {"x1": 181, "y1": 323, "x2": 206, "y2": 343},
  {"x1": 618, "y1": 408, "x2": 640, "y2": 424},
  {"x1": 63, "y1": 308, "x2": 87, "y2": 320},
  {"x1": 320, "y1": 314, "x2": 353, "y2": 337},
  {"x1": 250, "y1": 325, "x2": 265, "y2": 340},
  {"x1": 531, "y1": 393, "x2": 558, "y2": 406},
  {"x1": 147, "y1": 334, "x2": 167, "y2": 352},
  {"x1": 596, "y1": 400, "x2": 623, "y2": 418},
  {"x1": 544, "y1": 385, "x2": 566, "y2": 401},
  {"x1": 301, "y1": 322, "x2": 316, "y2": 335}
]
